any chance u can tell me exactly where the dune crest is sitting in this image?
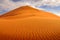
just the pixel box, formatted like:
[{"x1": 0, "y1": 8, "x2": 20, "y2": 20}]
[{"x1": 0, "y1": 6, "x2": 59, "y2": 19}]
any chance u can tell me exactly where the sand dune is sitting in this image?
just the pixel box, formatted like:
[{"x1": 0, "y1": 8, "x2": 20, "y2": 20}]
[
  {"x1": 0, "y1": 6, "x2": 60, "y2": 40},
  {"x1": 0, "y1": 6, "x2": 59, "y2": 19}
]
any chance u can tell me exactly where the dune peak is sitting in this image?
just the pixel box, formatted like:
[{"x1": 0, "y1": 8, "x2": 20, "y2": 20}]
[{"x1": 0, "y1": 5, "x2": 59, "y2": 19}]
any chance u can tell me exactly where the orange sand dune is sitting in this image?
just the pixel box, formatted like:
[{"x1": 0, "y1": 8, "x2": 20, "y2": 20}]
[
  {"x1": 0, "y1": 6, "x2": 60, "y2": 40},
  {"x1": 0, "y1": 6, "x2": 59, "y2": 19}
]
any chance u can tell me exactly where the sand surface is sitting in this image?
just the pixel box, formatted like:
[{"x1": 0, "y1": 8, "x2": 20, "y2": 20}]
[{"x1": 0, "y1": 6, "x2": 60, "y2": 40}]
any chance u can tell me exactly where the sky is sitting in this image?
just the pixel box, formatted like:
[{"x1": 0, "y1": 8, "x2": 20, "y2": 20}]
[{"x1": 0, "y1": 0, "x2": 60, "y2": 16}]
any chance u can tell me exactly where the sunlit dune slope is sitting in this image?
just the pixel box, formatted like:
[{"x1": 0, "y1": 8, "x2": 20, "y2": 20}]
[
  {"x1": 0, "y1": 6, "x2": 59, "y2": 19},
  {"x1": 0, "y1": 6, "x2": 60, "y2": 40}
]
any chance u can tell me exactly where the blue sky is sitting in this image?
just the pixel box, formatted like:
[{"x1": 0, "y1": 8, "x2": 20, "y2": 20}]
[
  {"x1": 0, "y1": 0, "x2": 60, "y2": 16},
  {"x1": 12, "y1": 0, "x2": 21, "y2": 2},
  {"x1": 37, "y1": 5, "x2": 60, "y2": 16}
]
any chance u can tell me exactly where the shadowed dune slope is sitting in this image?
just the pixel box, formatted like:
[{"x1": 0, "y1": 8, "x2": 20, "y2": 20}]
[{"x1": 0, "y1": 6, "x2": 60, "y2": 40}]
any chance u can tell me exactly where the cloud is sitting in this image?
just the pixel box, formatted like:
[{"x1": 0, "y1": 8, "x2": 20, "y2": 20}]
[
  {"x1": 0, "y1": 0, "x2": 60, "y2": 10},
  {"x1": 0, "y1": 0, "x2": 27, "y2": 14},
  {"x1": 31, "y1": 0, "x2": 60, "y2": 7},
  {"x1": 0, "y1": 0, "x2": 60, "y2": 15},
  {"x1": 30, "y1": 0, "x2": 60, "y2": 16}
]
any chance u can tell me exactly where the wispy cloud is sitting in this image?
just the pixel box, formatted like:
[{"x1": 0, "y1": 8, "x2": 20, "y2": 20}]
[
  {"x1": 0, "y1": 0, "x2": 60, "y2": 16},
  {"x1": 0, "y1": 0, "x2": 26, "y2": 14}
]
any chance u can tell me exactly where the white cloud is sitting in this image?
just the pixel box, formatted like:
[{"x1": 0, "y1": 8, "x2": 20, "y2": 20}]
[
  {"x1": 0, "y1": 0, "x2": 26, "y2": 10},
  {"x1": 0, "y1": 0, "x2": 60, "y2": 16},
  {"x1": 0, "y1": 0, "x2": 60, "y2": 10},
  {"x1": 31, "y1": 0, "x2": 60, "y2": 7}
]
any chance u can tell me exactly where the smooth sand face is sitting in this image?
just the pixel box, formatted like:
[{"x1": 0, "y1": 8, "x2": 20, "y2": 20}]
[
  {"x1": 0, "y1": 6, "x2": 60, "y2": 40},
  {"x1": 0, "y1": 6, "x2": 59, "y2": 19}
]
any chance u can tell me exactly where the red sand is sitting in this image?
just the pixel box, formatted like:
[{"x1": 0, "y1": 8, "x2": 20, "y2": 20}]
[{"x1": 0, "y1": 6, "x2": 60, "y2": 40}]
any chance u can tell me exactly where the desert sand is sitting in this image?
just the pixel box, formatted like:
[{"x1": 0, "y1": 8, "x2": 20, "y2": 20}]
[{"x1": 0, "y1": 6, "x2": 60, "y2": 40}]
